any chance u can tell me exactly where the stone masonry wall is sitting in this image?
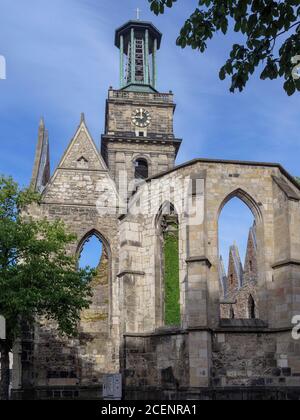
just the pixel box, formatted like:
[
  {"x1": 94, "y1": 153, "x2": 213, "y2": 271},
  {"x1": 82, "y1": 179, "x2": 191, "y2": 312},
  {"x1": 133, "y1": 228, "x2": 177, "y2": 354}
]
[
  {"x1": 124, "y1": 332, "x2": 189, "y2": 391},
  {"x1": 120, "y1": 159, "x2": 300, "y2": 394},
  {"x1": 20, "y1": 121, "x2": 122, "y2": 396},
  {"x1": 105, "y1": 90, "x2": 175, "y2": 136},
  {"x1": 212, "y1": 331, "x2": 300, "y2": 388},
  {"x1": 123, "y1": 329, "x2": 300, "y2": 399}
]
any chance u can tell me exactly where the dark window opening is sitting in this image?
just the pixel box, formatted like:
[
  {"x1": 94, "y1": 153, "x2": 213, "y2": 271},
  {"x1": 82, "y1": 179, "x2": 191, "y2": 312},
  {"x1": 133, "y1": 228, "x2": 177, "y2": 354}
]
[
  {"x1": 77, "y1": 156, "x2": 88, "y2": 163},
  {"x1": 248, "y1": 295, "x2": 256, "y2": 319},
  {"x1": 135, "y1": 159, "x2": 149, "y2": 180}
]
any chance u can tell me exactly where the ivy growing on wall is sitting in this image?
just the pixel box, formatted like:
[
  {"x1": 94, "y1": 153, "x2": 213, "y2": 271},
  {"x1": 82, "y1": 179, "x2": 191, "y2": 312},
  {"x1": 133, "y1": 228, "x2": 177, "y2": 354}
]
[{"x1": 164, "y1": 223, "x2": 180, "y2": 326}]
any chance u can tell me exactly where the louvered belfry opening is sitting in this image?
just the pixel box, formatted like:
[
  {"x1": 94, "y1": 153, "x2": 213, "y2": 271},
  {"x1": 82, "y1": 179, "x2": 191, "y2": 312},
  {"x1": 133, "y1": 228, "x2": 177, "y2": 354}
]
[{"x1": 115, "y1": 20, "x2": 162, "y2": 92}]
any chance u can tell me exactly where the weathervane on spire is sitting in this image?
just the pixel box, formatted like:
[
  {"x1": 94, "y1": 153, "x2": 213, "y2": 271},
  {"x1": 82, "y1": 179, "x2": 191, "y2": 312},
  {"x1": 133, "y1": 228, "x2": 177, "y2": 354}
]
[{"x1": 135, "y1": 7, "x2": 141, "y2": 20}]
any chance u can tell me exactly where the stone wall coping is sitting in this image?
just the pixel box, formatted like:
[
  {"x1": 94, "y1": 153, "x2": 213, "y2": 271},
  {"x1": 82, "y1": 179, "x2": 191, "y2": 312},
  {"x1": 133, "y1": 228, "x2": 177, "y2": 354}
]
[
  {"x1": 108, "y1": 89, "x2": 174, "y2": 102},
  {"x1": 124, "y1": 325, "x2": 293, "y2": 338},
  {"x1": 57, "y1": 167, "x2": 109, "y2": 173},
  {"x1": 143, "y1": 158, "x2": 300, "y2": 191},
  {"x1": 272, "y1": 176, "x2": 300, "y2": 201},
  {"x1": 186, "y1": 256, "x2": 212, "y2": 268},
  {"x1": 41, "y1": 202, "x2": 99, "y2": 208},
  {"x1": 220, "y1": 299, "x2": 237, "y2": 305},
  {"x1": 272, "y1": 259, "x2": 300, "y2": 270},
  {"x1": 117, "y1": 270, "x2": 146, "y2": 278},
  {"x1": 220, "y1": 319, "x2": 268, "y2": 328}
]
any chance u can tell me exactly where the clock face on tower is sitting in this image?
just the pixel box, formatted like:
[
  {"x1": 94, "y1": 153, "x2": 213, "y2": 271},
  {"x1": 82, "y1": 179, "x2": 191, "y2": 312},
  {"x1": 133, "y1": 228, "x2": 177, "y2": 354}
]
[{"x1": 131, "y1": 108, "x2": 152, "y2": 128}]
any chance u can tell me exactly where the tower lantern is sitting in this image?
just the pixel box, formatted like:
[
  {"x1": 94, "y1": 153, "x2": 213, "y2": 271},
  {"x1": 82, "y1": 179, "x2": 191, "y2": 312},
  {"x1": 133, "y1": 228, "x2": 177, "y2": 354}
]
[{"x1": 115, "y1": 20, "x2": 162, "y2": 92}]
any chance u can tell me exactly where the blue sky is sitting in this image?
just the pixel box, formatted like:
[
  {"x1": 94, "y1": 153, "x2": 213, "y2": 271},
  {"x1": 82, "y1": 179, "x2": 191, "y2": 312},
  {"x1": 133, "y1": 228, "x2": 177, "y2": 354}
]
[
  {"x1": 0, "y1": 0, "x2": 299, "y2": 268},
  {"x1": 79, "y1": 236, "x2": 103, "y2": 269}
]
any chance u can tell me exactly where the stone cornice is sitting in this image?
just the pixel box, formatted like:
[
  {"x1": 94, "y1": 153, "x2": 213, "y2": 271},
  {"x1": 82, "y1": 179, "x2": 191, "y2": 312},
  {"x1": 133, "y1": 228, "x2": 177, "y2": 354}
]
[
  {"x1": 143, "y1": 158, "x2": 300, "y2": 192},
  {"x1": 124, "y1": 325, "x2": 293, "y2": 337},
  {"x1": 102, "y1": 134, "x2": 182, "y2": 147},
  {"x1": 272, "y1": 259, "x2": 300, "y2": 270},
  {"x1": 272, "y1": 176, "x2": 300, "y2": 201},
  {"x1": 186, "y1": 256, "x2": 212, "y2": 268},
  {"x1": 117, "y1": 270, "x2": 145, "y2": 278}
]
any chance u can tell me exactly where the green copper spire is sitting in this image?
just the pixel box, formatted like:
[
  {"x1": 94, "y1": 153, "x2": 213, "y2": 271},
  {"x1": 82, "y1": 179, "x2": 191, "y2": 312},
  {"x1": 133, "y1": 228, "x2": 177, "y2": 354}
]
[{"x1": 115, "y1": 20, "x2": 162, "y2": 93}]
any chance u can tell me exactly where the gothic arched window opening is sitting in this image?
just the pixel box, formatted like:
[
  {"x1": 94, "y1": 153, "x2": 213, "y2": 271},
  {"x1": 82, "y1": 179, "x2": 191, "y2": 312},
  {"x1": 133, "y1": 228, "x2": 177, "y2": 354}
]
[
  {"x1": 79, "y1": 234, "x2": 103, "y2": 270},
  {"x1": 219, "y1": 194, "x2": 259, "y2": 320},
  {"x1": 78, "y1": 231, "x2": 111, "y2": 342},
  {"x1": 134, "y1": 158, "x2": 149, "y2": 180}
]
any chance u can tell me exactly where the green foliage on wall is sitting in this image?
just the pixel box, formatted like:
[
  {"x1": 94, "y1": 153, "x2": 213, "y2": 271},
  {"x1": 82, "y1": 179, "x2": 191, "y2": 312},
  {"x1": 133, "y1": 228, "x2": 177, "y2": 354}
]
[
  {"x1": 164, "y1": 226, "x2": 180, "y2": 326},
  {"x1": 295, "y1": 177, "x2": 300, "y2": 186}
]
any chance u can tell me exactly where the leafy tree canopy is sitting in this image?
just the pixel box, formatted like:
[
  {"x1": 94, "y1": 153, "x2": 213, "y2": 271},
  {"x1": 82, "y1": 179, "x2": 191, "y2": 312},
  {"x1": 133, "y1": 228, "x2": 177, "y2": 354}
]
[
  {"x1": 148, "y1": 0, "x2": 300, "y2": 95},
  {"x1": 0, "y1": 176, "x2": 93, "y2": 350}
]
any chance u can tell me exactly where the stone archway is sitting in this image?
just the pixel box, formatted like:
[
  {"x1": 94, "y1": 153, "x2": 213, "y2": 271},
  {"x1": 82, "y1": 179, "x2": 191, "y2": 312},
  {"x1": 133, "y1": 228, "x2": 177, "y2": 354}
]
[
  {"x1": 218, "y1": 189, "x2": 263, "y2": 320},
  {"x1": 76, "y1": 230, "x2": 112, "y2": 384}
]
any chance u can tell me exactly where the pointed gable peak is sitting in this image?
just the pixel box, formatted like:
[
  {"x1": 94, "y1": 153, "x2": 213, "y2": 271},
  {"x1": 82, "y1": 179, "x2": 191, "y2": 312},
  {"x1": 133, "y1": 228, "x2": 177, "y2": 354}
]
[
  {"x1": 229, "y1": 242, "x2": 244, "y2": 288},
  {"x1": 59, "y1": 116, "x2": 108, "y2": 171},
  {"x1": 39, "y1": 117, "x2": 45, "y2": 128},
  {"x1": 31, "y1": 118, "x2": 51, "y2": 192}
]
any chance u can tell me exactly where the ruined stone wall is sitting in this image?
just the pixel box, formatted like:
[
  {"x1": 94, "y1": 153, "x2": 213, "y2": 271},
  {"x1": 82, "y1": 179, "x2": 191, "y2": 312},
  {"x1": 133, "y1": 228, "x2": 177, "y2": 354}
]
[
  {"x1": 20, "y1": 148, "x2": 300, "y2": 398},
  {"x1": 212, "y1": 332, "x2": 278, "y2": 387},
  {"x1": 212, "y1": 331, "x2": 300, "y2": 388},
  {"x1": 18, "y1": 121, "x2": 122, "y2": 397},
  {"x1": 30, "y1": 205, "x2": 119, "y2": 391},
  {"x1": 124, "y1": 332, "x2": 189, "y2": 391},
  {"x1": 123, "y1": 329, "x2": 300, "y2": 400},
  {"x1": 120, "y1": 159, "x2": 300, "y2": 394},
  {"x1": 118, "y1": 172, "x2": 191, "y2": 333},
  {"x1": 226, "y1": 249, "x2": 241, "y2": 297},
  {"x1": 244, "y1": 228, "x2": 258, "y2": 284},
  {"x1": 220, "y1": 281, "x2": 259, "y2": 319}
]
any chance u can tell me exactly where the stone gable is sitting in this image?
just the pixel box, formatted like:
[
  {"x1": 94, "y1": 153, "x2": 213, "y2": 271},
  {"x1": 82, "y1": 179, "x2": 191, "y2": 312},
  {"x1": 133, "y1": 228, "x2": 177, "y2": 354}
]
[{"x1": 60, "y1": 121, "x2": 108, "y2": 172}]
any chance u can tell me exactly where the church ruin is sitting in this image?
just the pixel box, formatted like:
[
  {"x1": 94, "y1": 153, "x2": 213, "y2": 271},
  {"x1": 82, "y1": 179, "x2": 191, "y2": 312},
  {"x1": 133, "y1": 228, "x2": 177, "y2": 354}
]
[{"x1": 12, "y1": 18, "x2": 300, "y2": 400}]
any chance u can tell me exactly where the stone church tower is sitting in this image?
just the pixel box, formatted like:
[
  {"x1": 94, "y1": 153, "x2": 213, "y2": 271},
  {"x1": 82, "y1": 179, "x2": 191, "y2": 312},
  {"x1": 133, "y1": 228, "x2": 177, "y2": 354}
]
[
  {"x1": 102, "y1": 20, "x2": 181, "y2": 196},
  {"x1": 14, "y1": 18, "x2": 183, "y2": 400},
  {"x1": 13, "y1": 17, "x2": 300, "y2": 400}
]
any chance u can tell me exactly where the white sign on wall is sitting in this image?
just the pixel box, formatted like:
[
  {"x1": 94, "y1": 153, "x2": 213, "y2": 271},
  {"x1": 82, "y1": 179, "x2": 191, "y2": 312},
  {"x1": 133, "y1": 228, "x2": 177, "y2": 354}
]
[
  {"x1": 0, "y1": 316, "x2": 6, "y2": 340},
  {"x1": 103, "y1": 374, "x2": 122, "y2": 400}
]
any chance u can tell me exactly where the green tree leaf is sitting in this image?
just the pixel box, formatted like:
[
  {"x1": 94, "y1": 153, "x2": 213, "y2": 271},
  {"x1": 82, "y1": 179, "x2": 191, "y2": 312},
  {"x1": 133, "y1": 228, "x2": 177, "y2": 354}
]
[
  {"x1": 148, "y1": 0, "x2": 300, "y2": 95},
  {"x1": 0, "y1": 176, "x2": 94, "y2": 398}
]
